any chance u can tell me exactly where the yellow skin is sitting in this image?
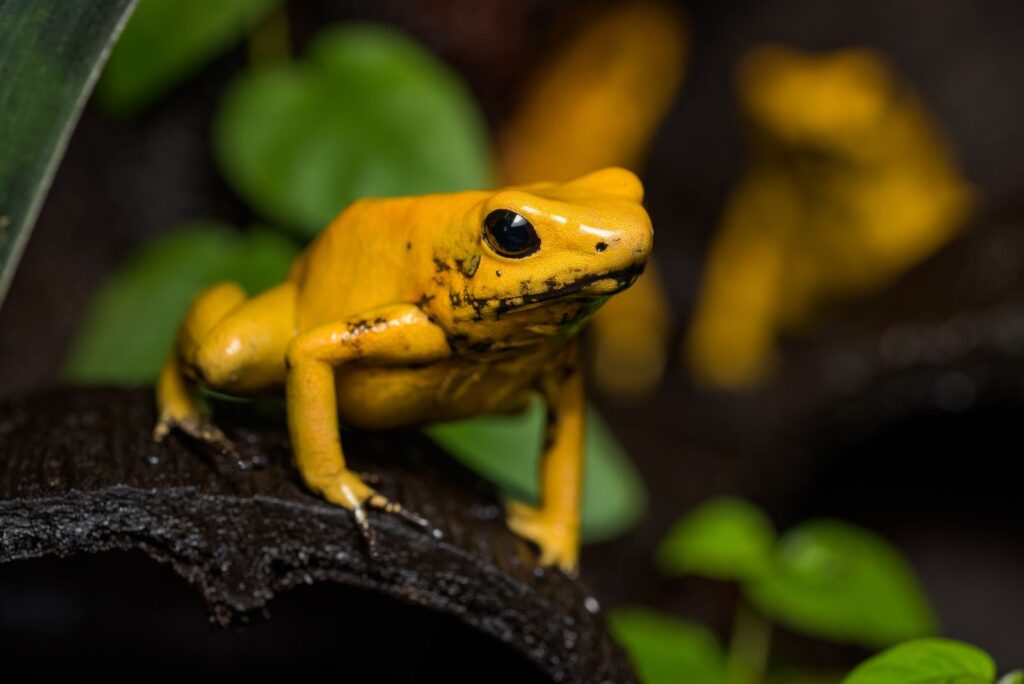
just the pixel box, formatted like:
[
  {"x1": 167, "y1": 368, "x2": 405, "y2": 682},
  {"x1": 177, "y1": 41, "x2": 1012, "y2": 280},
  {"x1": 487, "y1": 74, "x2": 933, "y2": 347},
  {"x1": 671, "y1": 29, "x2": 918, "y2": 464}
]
[
  {"x1": 686, "y1": 45, "x2": 974, "y2": 388},
  {"x1": 497, "y1": 0, "x2": 687, "y2": 399},
  {"x1": 155, "y1": 168, "x2": 653, "y2": 572}
]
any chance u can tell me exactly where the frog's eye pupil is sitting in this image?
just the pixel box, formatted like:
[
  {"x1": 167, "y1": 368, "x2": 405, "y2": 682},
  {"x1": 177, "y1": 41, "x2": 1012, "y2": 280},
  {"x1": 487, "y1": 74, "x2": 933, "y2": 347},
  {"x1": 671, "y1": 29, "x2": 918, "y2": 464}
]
[{"x1": 483, "y1": 210, "x2": 540, "y2": 258}]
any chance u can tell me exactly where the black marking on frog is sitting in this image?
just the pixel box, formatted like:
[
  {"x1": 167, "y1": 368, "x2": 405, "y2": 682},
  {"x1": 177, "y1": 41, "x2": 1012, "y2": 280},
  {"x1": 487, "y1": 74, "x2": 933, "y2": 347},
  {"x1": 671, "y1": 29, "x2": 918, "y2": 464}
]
[
  {"x1": 595, "y1": 242, "x2": 608, "y2": 253},
  {"x1": 347, "y1": 319, "x2": 371, "y2": 334},
  {"x1": 445, "y1": 332, "x2": 495, "y2": 355},
  {"x1": 416, "y1": 293, "x2": 436, "y2": 309},
  {"x1": 468, "y1": 263, "x2": 646, "y2": 315},
  {"x1": 433, "y1": 258, "x2": 452, "y2": 273},
  {"x1": 468, "y1": 338, "x2": 496, "y2": 353},
  {"x1": 462, "y1": 286, "x2": 491, "y2": 321},
  {"x1": 495, "y1": 270, "x2": 502, "y2": 278},
  {"x1": 455, "y1": 253, "x2": 481, "y2": 278},
  {"x1": 406, "y1": 241, "x2": 413, "y2": 250},
  {"x1": 447, "y1": 332, "x2": 470, "y2": 348}
]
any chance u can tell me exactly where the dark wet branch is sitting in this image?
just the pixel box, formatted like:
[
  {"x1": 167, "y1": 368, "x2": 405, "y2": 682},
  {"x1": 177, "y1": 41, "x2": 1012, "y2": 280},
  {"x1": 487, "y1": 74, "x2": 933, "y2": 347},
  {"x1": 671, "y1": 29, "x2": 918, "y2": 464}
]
[{"x1": 0, "y1": 387, "x2": 635, "y2": 683}]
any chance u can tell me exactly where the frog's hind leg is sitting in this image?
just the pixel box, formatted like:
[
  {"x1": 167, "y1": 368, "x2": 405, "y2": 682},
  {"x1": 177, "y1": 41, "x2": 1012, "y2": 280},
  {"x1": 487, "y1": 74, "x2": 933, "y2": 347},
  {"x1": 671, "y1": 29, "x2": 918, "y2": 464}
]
[{"x1": 155, "y1": 281, "x2": 297, "y2": 450}]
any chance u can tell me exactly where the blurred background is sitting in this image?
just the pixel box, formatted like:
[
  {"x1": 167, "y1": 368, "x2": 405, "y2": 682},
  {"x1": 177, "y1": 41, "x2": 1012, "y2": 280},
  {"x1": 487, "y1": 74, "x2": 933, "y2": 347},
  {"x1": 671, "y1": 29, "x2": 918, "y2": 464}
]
[{"x1": 2, "y1": 0, "x2": 1024, "y2": 679}]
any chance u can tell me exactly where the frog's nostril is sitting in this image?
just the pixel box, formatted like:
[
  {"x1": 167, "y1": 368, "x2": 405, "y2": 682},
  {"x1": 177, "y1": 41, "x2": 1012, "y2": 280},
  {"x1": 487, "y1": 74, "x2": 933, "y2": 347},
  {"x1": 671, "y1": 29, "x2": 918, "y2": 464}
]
[{"x1": 595, "y1": 242, "x2": 608, "y2": 253}]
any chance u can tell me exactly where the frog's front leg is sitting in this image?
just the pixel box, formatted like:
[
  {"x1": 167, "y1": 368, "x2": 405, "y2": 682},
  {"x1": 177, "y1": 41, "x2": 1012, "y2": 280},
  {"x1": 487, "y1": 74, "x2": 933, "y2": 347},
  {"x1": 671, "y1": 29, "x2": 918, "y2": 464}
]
[
  {"x1": 507, "y1": 339, "x2": 584, "y2": 574},
  {"x1": 286, "y1": 304, "x2": 450, "y2": 540}
]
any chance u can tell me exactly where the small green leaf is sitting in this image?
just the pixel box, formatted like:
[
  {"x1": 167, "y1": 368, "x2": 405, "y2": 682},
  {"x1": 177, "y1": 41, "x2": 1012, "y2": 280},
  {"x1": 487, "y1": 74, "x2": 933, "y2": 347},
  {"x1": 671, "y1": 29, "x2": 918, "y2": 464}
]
[
  {"x1": 745, "y1": 519, "x2": 936, "y2": 648},
  {"x1": 425, "y1": 398, "x2": 646, "y2": 543},
  {"x1": 998, "y1": 672, "x2": 1024, "y2": 684},
  {"x1": 64, "y1": 224, "x2": 298, "y2": 384},
  {"x1": 213, "y1": 23, "x2": 492, "y2": 237},
  {"x1": 608, "y1": 607, "x2": 727, "y2": 684},
  {"x1": 842, "y1": 638, "x2": 995, "y2": 684},
  {"x1": 656, "y1": 497, "x2": 776, "y2": 581},
  {"x1": 0, "y1": 0, "x2": 137, "y2": 306},
  {"x1": 96, "y1": 0, "x2": 281, "y2": 115}
]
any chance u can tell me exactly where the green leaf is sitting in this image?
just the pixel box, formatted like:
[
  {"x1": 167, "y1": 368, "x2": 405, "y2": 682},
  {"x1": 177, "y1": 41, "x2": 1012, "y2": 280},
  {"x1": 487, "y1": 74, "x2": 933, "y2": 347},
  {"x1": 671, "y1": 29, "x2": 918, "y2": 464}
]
[
  {"x1": 0, "y1": 0, "x2": 137, "y2": 306},
  {"x1": 842, "y1": 638, "x2": 995, "y2": 684},
  {"x1": 64, "y1": 224, "x2": 298, "y2": 384},
  {"x1": 998, "y1": 673, "x2": 1024, "y2": 684},
  {"x1": 213, "y1": 23, "x2": 492, "y2": 237},
  {"x1": 608, "y1": 607, "x2": 727, "y2": 684},
  {"x1": 745, "y1": 519, "x2": 937, "y2": 648},
  {"x1": 96, "y1": 0, "x2": 281, "y2": 115},
  {"x1": 425, "y1": 398, "x2": 646, "y2": 543},
  {"x1": 656, "y1": 497, "x2": 776, "y2": 581}
]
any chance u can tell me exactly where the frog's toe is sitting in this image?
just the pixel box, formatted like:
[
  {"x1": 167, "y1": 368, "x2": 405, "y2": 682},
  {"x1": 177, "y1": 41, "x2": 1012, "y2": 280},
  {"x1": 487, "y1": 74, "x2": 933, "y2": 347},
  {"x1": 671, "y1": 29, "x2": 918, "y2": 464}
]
[
  {"x1": 506, "y1": 501, "x2": 579, "y2": 575},
  {"x1": 368, "y1": 493, "x2": 432, "y2": 531},
  {"x1": 318, "y1": 474, "x2": 434, "y2": 556},
  {"x1": 157, "y1": 412, "x2": 238, "y2": 457}
]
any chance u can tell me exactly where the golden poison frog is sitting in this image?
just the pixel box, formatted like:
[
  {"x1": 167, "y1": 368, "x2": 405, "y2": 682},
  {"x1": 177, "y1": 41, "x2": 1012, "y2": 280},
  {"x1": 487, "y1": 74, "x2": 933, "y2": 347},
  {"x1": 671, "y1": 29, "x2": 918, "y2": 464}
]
[
  {"x1": 154, "y1": 168, "x2": 653, "y2": 572},
  {"x1": 686, "y1": 45, "x2": 973, "y2": 389}
]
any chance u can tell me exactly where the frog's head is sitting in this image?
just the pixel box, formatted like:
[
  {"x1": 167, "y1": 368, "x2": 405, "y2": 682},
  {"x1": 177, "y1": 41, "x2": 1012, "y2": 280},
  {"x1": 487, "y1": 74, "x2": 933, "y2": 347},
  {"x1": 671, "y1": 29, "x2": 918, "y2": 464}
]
[
  {"x1": 436, "y1": 167, "x2": 653, "y2": 339},
  {"x1": 738, "y1": 45, "x2": 897, "y2": 160}
]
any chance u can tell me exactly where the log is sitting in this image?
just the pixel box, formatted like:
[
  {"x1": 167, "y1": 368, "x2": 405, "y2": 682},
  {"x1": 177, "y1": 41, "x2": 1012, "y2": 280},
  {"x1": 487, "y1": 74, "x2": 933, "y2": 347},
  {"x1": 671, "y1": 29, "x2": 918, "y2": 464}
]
[{"x1": 0, "y1": 387, "x2": 635, "y2": 682}]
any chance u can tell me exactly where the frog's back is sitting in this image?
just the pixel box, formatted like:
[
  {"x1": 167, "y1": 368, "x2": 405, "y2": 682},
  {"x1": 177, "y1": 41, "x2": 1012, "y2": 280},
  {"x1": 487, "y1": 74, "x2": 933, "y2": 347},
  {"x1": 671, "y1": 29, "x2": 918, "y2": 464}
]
[{"x1": 289, "y1": 197, "x2": 423, "y2": 330}]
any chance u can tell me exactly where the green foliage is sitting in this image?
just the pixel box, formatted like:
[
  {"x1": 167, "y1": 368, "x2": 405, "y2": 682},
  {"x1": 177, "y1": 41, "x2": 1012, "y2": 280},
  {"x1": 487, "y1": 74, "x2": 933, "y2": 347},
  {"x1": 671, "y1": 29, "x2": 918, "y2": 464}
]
[
  {"x1": 745, "y1": 519, "x2": 936, "y2": 649},
  {"x1": 97, "y1": 0, "x2": 281, "y2": 115},
  {"x1": 653, "y1": 497, "x2": 936, "y2": 667},
  {"x1": 0, "y1": 0, "x2": 137, "y2": 306},
  {"x1": 609, "y1": 607, "x2": 727, "y2": 684},
  {"x1": 656, "y1": 496, "x2": 776, "y2": 582},
  {"x1": 425, "y1": 398, "x2": 646, "y2": 543},
  {"x1": 999, "y1": 673, "x2": 1024, "y2": 684},
  {"x1": 213, "y1": 23, "x2": 492, "y2": 238},
  {"x1": 64, "y1": 224, "x2": 297, "y2": 383},
  {"x1": 841, "y1": 639, "x2": 996, "y2": 684}
]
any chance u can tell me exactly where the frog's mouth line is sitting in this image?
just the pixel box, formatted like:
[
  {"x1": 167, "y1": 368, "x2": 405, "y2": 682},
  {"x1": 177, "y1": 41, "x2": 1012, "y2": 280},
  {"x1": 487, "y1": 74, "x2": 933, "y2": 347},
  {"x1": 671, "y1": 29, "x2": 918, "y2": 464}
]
[{"x1": 489, "y1": 262, "x2": 647, "y2": 315}]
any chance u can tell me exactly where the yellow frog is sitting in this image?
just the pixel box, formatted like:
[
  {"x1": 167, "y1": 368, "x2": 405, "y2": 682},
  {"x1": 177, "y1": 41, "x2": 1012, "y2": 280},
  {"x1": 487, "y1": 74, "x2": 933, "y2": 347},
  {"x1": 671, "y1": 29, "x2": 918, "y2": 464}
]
[
  {"x1": 686, "y1": 46, "x2": 973, "y2": 388},
  {"x1": 154, "y1": 167, "x2": 652, "y2": 572}
]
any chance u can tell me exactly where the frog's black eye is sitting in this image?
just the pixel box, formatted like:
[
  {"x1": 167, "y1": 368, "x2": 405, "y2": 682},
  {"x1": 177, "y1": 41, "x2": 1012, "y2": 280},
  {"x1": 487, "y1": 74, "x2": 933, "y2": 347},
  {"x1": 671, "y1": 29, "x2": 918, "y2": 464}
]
[{"x1": 483, "y1": 209, "x2": 540, "y2": 258}]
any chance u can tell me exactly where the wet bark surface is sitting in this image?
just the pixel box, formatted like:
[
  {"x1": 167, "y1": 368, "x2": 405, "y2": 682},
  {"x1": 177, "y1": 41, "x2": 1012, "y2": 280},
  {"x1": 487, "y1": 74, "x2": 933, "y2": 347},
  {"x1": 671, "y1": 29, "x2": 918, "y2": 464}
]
[{"x1": 0, "y1": 387, "x2": 634, "y2": 683}]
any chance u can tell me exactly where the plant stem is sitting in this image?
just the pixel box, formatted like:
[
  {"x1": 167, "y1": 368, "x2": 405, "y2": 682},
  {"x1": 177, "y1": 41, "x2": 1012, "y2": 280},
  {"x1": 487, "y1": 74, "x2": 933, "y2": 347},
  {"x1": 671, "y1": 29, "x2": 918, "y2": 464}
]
[{"x1": 726, "y1": 600, "x2": 772, "y2": 684}]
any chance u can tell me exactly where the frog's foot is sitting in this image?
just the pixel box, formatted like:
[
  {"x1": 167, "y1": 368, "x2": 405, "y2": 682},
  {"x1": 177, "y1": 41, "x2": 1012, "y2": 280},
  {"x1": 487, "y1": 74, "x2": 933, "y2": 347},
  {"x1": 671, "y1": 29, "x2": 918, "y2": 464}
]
[
  {"x1": 154, "y1": 410, "x2": 238, "y2": 458},
  {"x1": 506, "y1": 500, "x2": 579, "y2": 575},
  {"x1": 316, "y1": 472, "x2": 432, "y2": 556}
]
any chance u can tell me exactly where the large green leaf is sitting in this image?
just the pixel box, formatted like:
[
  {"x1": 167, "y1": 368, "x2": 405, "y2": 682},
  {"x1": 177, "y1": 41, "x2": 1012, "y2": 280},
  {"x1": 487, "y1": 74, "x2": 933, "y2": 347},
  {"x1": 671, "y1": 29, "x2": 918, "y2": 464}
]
[
  {"x1": 842, "y1": 639, "x2": 995, "y2": 684},
  {"x1": 425, "y1": 398, "x2": 647, "y2": 543},
  {"x1": 656, "y1": 497, "x2": 776, "y2": 582},
  {"x1": 745, "y1": 519, "x2": 936, "y2": 648},
  {"x1": 96, "y1": 0, "x2": 281, "y2": 115},
  {"x1": 0, "y1": 0, "x2": 137, "y2": 306},
  {"x1": 64, "y1": 223, "x2": 298, "y2": 383},
  {"x1": 213, "y1": 23, "x2": 492, "y2": 237},
  {"x1": 608, "y1": 607, "x2": 727, "y2": 684}
]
